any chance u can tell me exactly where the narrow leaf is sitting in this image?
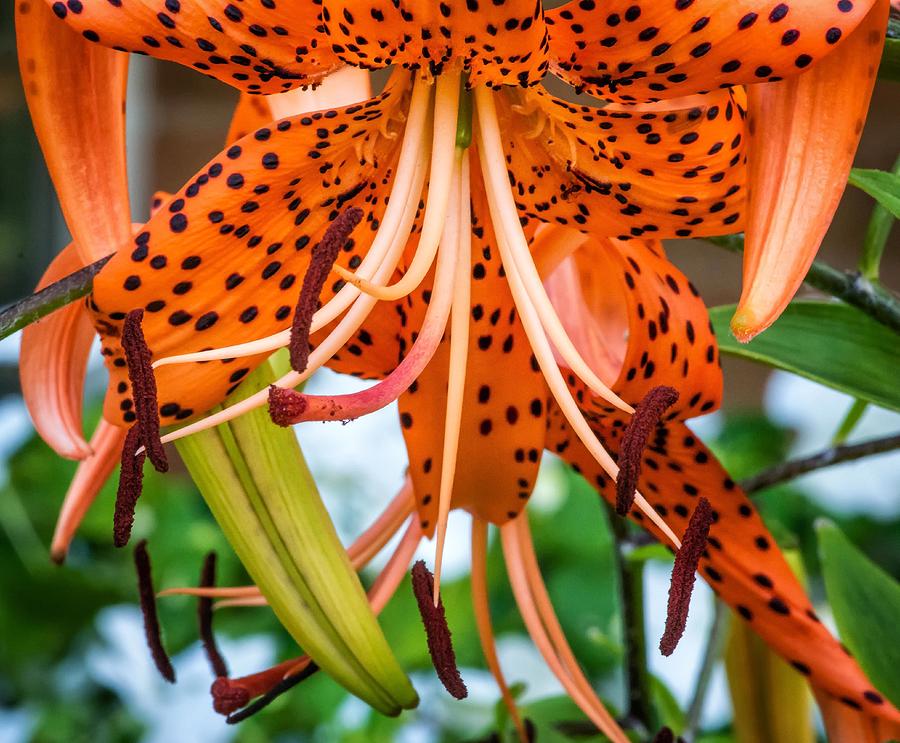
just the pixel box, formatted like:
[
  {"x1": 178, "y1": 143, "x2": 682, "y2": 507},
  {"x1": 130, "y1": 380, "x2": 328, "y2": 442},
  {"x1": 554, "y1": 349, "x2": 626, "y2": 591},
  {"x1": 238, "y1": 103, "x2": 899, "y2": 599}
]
[
  {"x1": 817, "y1": 521, "x2": 900, "y2": 708},
  {"x1": 711, "y1": 302, "x2": 900, "y2": 412},
  {"x1": 849, "y1": 168, "x2": 900, "y2": 218}
]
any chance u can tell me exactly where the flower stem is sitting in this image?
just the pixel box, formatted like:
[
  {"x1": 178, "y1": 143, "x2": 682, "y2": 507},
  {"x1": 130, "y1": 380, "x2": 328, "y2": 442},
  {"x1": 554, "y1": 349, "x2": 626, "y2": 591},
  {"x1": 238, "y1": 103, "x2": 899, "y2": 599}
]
[
  {"x1": 683, "y1": 599, "x2": 727, "y2": 741},
  {"x1": 0, "y1": 254, "x2": 110, "y2": 341},
  {"x1": 707, "y1": 234, "x2": 900, "y2": 336},
  {"x1": 740, "y1": 432, "x2": 900, "y2": 494},
  {"x1": 607, "y1": 506, "x2": 656, "y2": 735}
]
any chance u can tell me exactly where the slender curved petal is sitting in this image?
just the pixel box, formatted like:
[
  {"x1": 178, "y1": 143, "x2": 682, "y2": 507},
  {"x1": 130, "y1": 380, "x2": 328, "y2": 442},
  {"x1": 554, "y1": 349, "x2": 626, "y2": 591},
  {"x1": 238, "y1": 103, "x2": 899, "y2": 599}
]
[
  {"x1": 733, "y1": 0, "x2": 889, "y2": 341},
  {"x1": 16, "y1": 0, "x2": 131, "y2": 263}
]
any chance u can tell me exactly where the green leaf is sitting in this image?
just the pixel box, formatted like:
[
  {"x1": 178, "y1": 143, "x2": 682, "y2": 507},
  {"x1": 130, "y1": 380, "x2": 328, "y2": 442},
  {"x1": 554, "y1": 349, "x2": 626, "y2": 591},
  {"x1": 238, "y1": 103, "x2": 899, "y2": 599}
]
[
  {"x1": 710, "y1": 301, "x2": 900, "y2": 412},
  {"x1": 849, "y1": 168, "x2": 900, "y2": 219},
  {"x1": 817, "y1": 521, "x2": 900, "y2": 708}
]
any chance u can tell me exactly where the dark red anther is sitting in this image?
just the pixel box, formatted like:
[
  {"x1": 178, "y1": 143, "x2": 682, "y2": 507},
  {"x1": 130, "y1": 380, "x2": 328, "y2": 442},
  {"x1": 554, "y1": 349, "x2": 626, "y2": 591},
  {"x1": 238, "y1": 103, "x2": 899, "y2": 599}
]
[
  {"x1": 122, "y1": 309, "x2": 168, "y2": 473},
  {"x1": 410, "y1": 560, "x2": 467, "y2": 700},
  {"x1": 198, "y1": 552, "x2": 229, "y2": 678},
  {"x1": 290, "y1": 206, "x2": 364, "y2": 372},
  {"x1": 616, "y1": 386, "x2": 679, "y2": 516},
  {"x1": 660, "y1": 497, "x2": 713, "y2": 657},
  {"x1": 267, "y1": 385, "x2": 308, "y2": 426},
  {"x1": 113, "y1": 425, "x2": 146, "y2": 548},
  {"x1": 134, "y1": 540, "x2": 176, "y2": 683}
]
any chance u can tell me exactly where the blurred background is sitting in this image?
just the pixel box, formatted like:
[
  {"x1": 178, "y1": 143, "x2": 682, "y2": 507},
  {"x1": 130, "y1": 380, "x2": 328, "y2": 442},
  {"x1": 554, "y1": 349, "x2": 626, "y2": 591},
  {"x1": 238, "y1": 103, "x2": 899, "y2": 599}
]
[{"x1": 1, "y1": 8, "x2": 898, "y2": 743}]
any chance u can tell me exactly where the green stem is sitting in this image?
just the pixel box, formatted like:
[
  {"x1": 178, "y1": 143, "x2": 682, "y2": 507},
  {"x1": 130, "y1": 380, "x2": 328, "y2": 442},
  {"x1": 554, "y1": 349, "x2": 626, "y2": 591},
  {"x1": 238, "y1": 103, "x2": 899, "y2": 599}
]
[
  {"x1": 0, "y1": 254, "x2": 110, "y2": 341},
  {"x1": 707, "y1": 234, "x2": 900, "y2": 336},
  {"x1": 683, "y1": 600, "x2": 728, "y2": 741},
  {"x1": 608, "y1": 507, "x2": 656, "y2": 735},
  {"x1": 832, "y1": 399, "x2": 869, "y2": 445},
  {"x1": 858, "y1": 154, "x2": 900, "y2": 281}
]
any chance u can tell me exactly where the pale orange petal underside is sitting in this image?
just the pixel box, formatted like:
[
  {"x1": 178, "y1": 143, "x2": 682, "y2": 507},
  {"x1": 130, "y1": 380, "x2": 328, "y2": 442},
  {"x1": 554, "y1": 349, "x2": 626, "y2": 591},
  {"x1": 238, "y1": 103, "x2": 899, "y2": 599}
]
[
  {"x1": 15, "y1": 0, "x2": 132, "y2": 263},
  {"x1": 733, "y1": 0, "x2": 888, "y2": 342},
  {"x1": 20, "y1": 242, "x2": 96, "y2": 459}
]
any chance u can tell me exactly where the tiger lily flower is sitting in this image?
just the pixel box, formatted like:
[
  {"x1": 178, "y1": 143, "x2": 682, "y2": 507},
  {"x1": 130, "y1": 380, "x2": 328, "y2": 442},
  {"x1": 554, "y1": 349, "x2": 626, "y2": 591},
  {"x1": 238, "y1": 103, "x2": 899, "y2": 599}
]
[{"x1": 13, "y1": 0, "x2": 896, "y2": 736}]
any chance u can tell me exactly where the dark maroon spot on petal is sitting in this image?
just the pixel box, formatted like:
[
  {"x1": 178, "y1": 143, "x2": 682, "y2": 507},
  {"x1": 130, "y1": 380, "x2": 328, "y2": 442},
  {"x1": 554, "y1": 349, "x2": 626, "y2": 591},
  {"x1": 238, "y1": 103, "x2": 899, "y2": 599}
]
[
  {"x1": 410, "y1": 560, "x2": 467, "y2": 699},
  {"x1": 267, "y1": 385, "x2": 308, "y2": 426},
  {"x1": 616, "y1": 386, "x2": 679, "y2": 515},
  {"x1": 134, "y1": 540, "x2": 176, "y2": 682},
  {"x1": 113, "y1": 425, "x2": 146, "y2": 548},
  {"x1": 121, "y1": 310, "x2": 168, "y2": 473},
  {"x1": 198, "y1": 552, "x2": 229, "y2": 678},
  {"x1": 660, "y1": 497, "x2": 713, "y2": 656},
  {"x1": 289, "y1": 207, "x2": 363, "y2": 372}
]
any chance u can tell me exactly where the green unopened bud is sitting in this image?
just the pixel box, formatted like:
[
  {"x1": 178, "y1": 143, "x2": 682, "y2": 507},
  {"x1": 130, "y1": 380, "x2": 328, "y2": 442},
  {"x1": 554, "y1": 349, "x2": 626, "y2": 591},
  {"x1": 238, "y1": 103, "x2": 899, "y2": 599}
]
[
  {"x1": 175, "y1": 353, "x2": 417, "y2": 715},
  {"x1": 724, "y1": 550, "x2": 813, "y2": 743}
]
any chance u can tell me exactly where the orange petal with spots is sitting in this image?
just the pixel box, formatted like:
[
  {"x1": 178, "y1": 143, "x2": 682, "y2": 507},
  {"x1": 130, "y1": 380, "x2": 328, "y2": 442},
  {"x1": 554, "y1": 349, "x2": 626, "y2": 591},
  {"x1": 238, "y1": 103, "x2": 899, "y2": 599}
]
[
  {"x1": 36, "y1": 0, "x2": 338, "y2": 95},
  {"x1": 732, "y1": 0, "x2": 887, "y2": 341},
  {"x1": 227, "y1": 95, "x2": 273, "y2": 145},
  {"x1": 20, "y1": 241, "x2": 97, "y2": 460},
  {"x1": 547, "y1": 0, "x2": 879, "y2": 102},
  {"x1": 814, "y1": 687, "x2": 900, "y2": 743},
  {"x1": 90, "y1": 76, "x2": 411, "y2": 426},
  {"x1": 50, "y1": 420, "x2": 127, "y2": 563},
  {"x1": 544, "y1": 235, "x2": 723, "y2": 423},
  {"x1": 549, "y1": 413, "x2": 900, "y2": 724},
  {"x1": 323, "y1": 0, "x2": 548, "y2": 88},
  {"x1": 493, "y1": 86, "x2": 746, "y2": 240},
  {"x1": 16, "y1": 0, "x2": 131, "y2": 263},
  {"x1": 397, "y1": 179, "x2": 549, "y2": 531}
]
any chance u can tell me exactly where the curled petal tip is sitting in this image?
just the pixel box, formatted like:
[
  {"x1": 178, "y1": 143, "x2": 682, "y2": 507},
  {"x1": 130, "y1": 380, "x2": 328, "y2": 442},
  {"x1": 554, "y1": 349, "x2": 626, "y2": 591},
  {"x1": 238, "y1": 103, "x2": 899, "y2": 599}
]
[
  {"x1": 730, "y1": 307, "x2": 765, "y2": 344},
  {"x1": 49, "y1": 548, "x2": 67, "y2": 566}
]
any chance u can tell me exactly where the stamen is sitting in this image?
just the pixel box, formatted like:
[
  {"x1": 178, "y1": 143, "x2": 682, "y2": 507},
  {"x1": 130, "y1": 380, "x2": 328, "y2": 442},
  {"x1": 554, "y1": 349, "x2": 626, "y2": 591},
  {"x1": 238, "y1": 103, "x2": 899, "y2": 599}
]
[
  {"x1": 616, "y1": 386, "x2": 680, "y2": 516},
  {"x1": 134, "y1": 540, "x2": 176, "y2": 682},
  {"x1": 289, "y1": 207, "x2": 364, "y2": 372},
  {"x1": 122, "y1": 310, "x2": 167, "y2": 472},
  {"x1": 198, "y1": 552, "x2": 229, "y2": 678},
  {"x1": 210, "y1": 657, "x2": 318, "y2": 718},
  {"x1": 433, "y1": 148, "x2": 471, "y2": 605},
  {"x1": 268, "y1": 385, "x2": 308, "y2": 427},
  {"x1": 410, "y1": 560, "x2": 467, "y2": 700},
  {"x1": 474, "y1": 91, "x2": 680, "y2": 552},
  {"x1": 113, "y1": 425, "x2": 146, "y2": 548},
  {"x1": 660, "y1": 497, "x2": 713, "y2": 657},
  {"x1": 225, "y1": 662, "x2": 319, "y2": 724}
]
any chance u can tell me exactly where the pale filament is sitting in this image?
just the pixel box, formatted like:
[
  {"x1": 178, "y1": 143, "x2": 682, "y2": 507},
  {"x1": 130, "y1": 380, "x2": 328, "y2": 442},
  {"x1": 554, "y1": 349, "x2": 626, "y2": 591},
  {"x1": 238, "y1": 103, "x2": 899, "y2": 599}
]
[
  {"x1": 279, "y1": 153, "x2": 461, "y2": 424},
  {"x1": 501, "y1": 517, "x2": 630, "y2": 743},
  {"x1": 153, "y1": 76, "x2": 434, "y2": 370},
  {"x1": 474, "y1": 87, "x2": 632, "y2": 416},
  {"x1": 432, "y1": 149, "x2": 471, "y2": 605},
  {"x1": 474, "y1": 87, "x2": 680, "y2": 550},
  {"x1": 471, "y1": 519, "x2": 528, "y2": 742},
  {"x1": 332, "y1": 71, "x2": 462, "y2": 302}
]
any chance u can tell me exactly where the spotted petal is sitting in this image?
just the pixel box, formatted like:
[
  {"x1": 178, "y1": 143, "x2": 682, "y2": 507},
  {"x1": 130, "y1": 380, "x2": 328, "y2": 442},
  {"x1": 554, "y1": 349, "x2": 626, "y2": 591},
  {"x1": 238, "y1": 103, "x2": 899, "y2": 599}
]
[
  {"x1": 16, "y1": 0, "x2": 131, "y2": 263},
  {"x1": 38, "y1": 0, "x2": 338, "y2": 94},
  {"x1": 90, "y1": 76, "x2": 411, "y2": 426},
  {"x1": 493, "y1": 86, "x2": 746, "y2": 240},
  {"x1": 547, "y1": 0, "x2": 880, "y2": 102}
]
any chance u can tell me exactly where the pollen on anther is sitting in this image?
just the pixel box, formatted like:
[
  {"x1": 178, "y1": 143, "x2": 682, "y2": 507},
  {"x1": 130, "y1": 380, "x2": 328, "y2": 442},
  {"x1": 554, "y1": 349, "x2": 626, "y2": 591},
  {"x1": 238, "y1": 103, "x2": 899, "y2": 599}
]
[
  {"x1": 198, "y1": 552, "x2": 229, "y2": 678},
  {"x1": 134, "y1": 540, "x2": 176, "y2": 682},
  {"x1": 616, "y1": 385, "x2": 679, "y2": 515},
  {"x1": 113, "y1": 425, "x2": 146, "y2": 548},
  {"x1": 410, "y1": 560, "x2": 467, "y2": 699},
  {"x1": 289, "y1": 206, "x2": 364, "y2": 372},
  {"x1": 660, "y1": 497, "x2": 713, "y2": 656}
]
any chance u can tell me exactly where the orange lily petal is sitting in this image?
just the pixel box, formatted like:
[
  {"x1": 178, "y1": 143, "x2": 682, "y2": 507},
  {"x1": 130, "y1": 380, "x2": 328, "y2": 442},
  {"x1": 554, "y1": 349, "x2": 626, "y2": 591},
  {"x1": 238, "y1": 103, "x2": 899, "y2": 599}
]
[
  {"x1": 549, "y1": 413, "x2": 900, "y2": 724},
  {"x1": 50, "y1": 420, "x2": 127, "y2": 563},
  {"x1": 544, "y1": 235, "x2": 723, "y2": 421},
  {"x1": 814, "y1": 687, "x2": 900, "y2": 742},
  {"x1": 16, "y1": 0, "x2": 131, "y2": 263},
  {"x1": 547, "y1": 0, "x2": 879, "y2": 102},
  {"x1": 732, "y1": 0, "x2": 888, "y2": 341},
  {"x1": 20, "y1": 241, "x2": 97, "y2": 460},
  {"x1": 35, "y1": 0, "x2": 338, "y2": 94},
  {"x1": 322, "y1": 0, "x2": 549, "y2": 88},
  {"x1": 494, "y1": 86, "x2": 747, "y2": 239},
  {"x1": 90, "y1": 75, "x2": 411, "y2": 426}
]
